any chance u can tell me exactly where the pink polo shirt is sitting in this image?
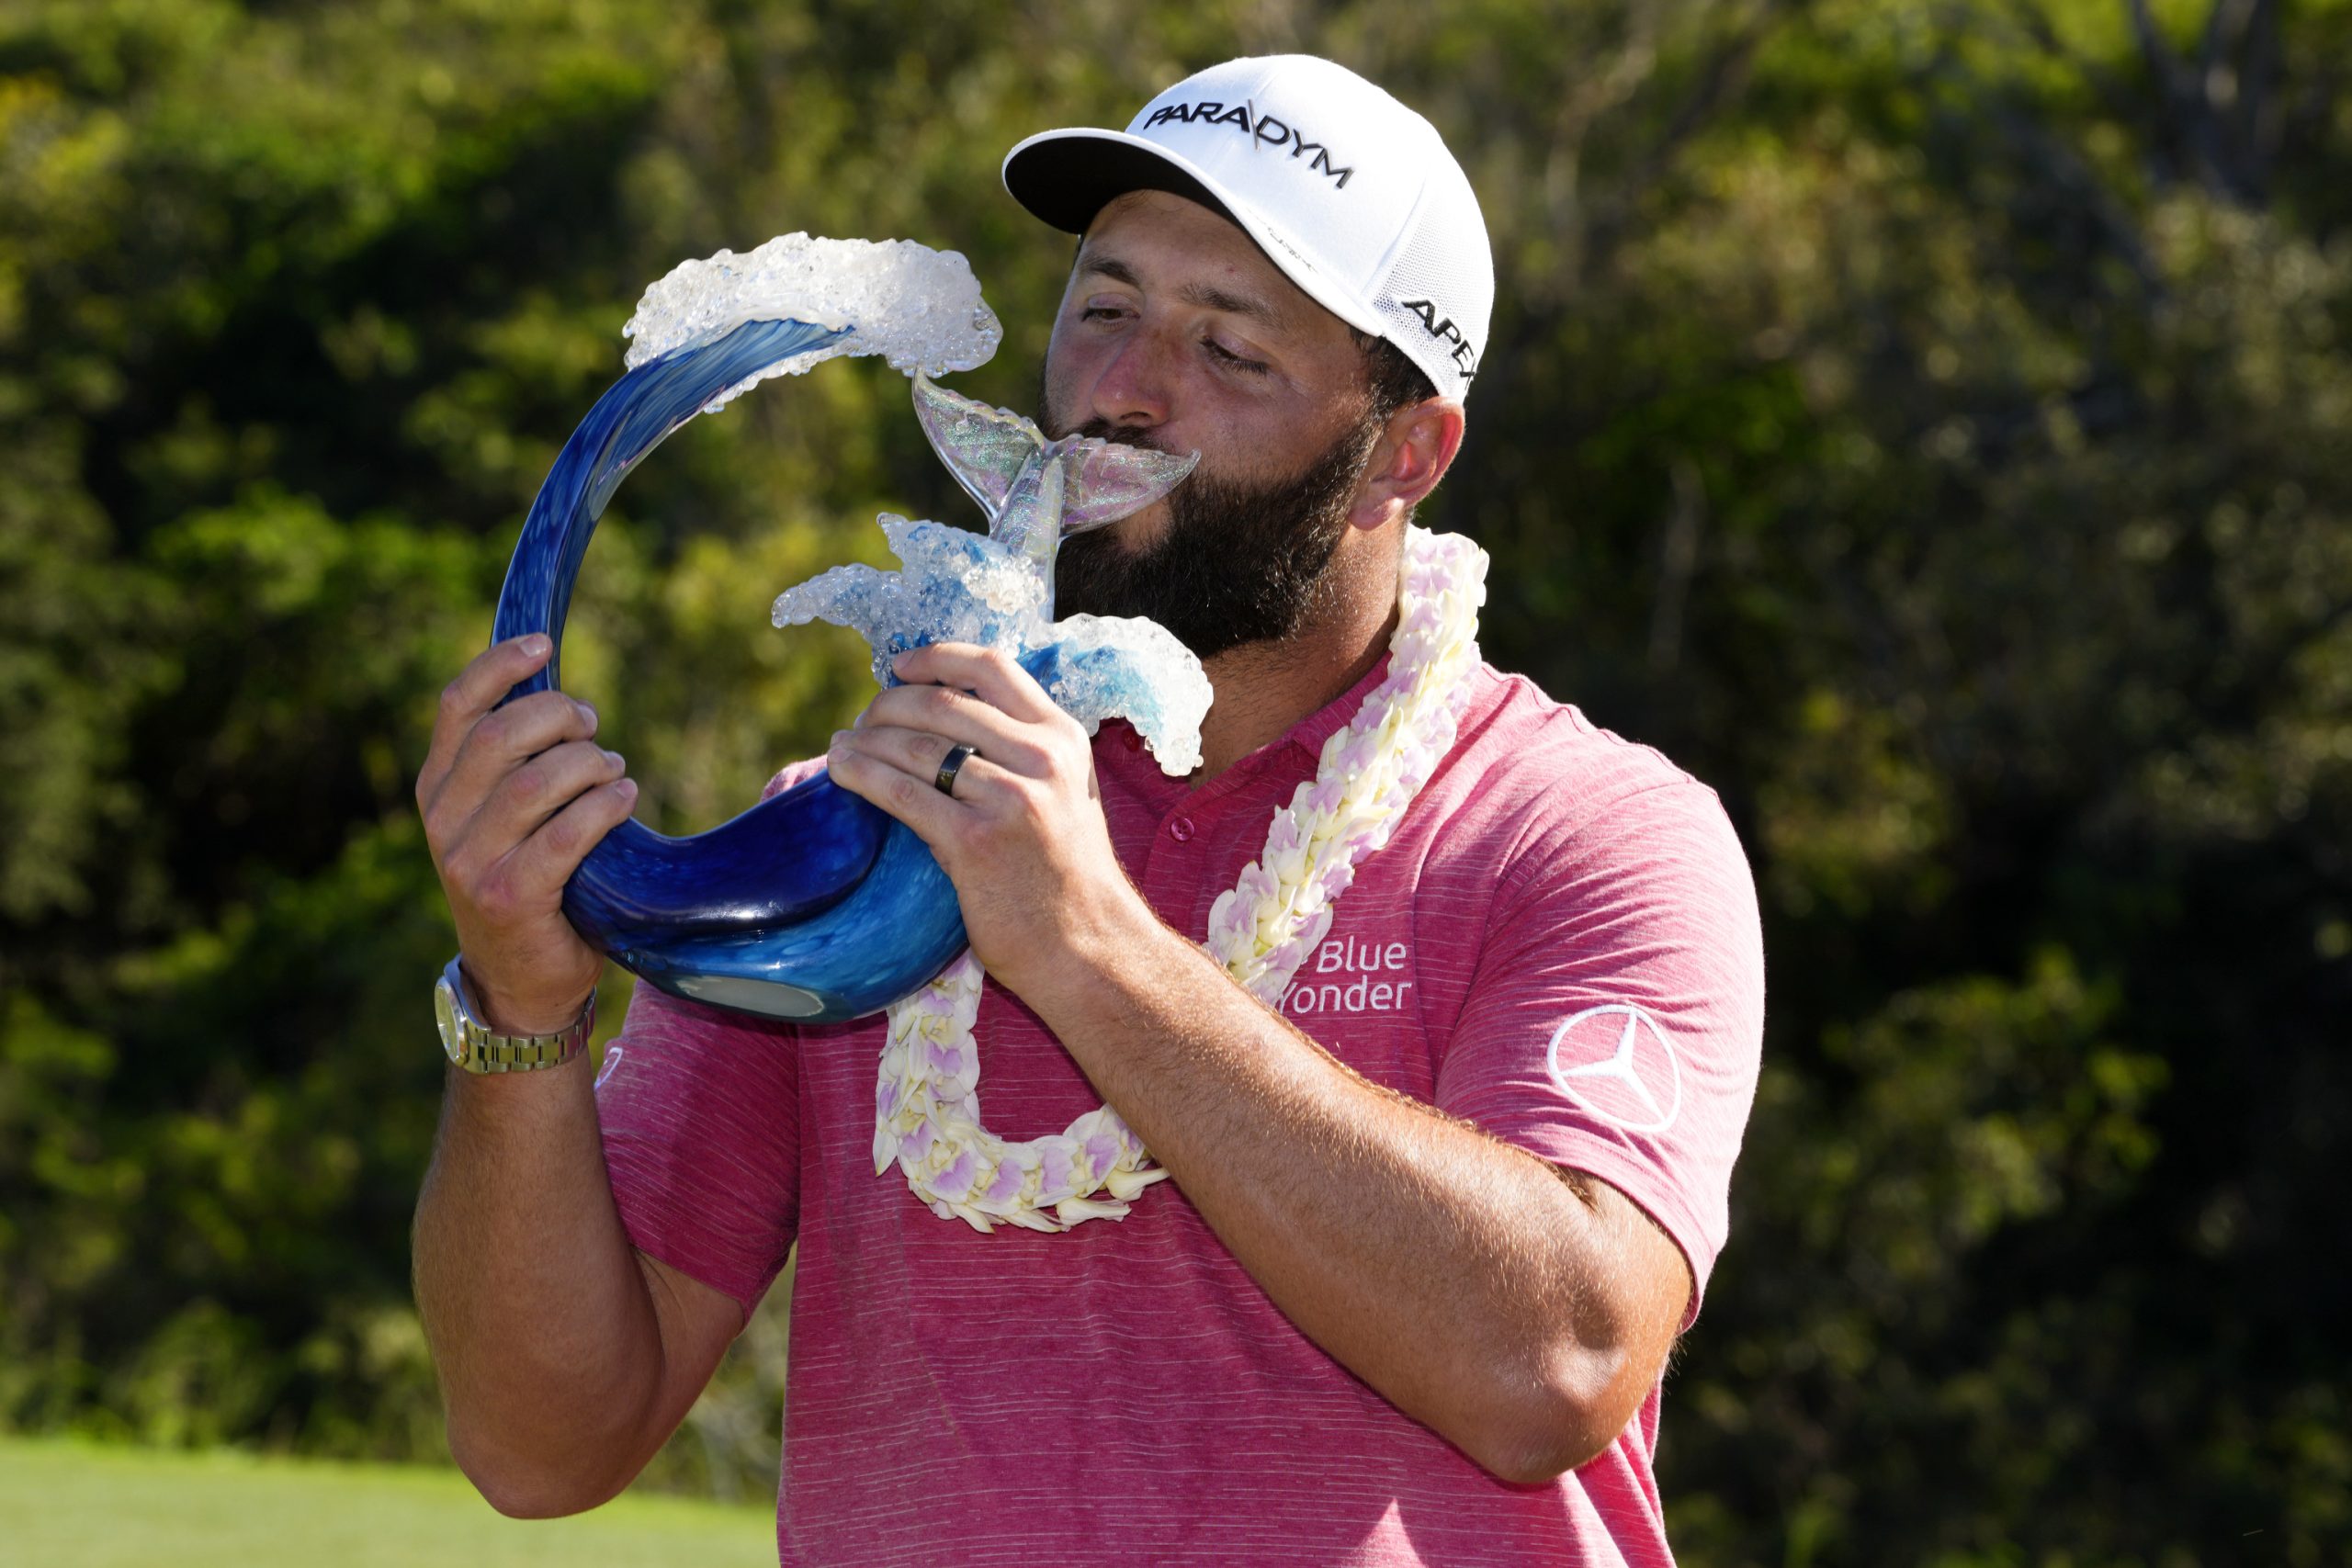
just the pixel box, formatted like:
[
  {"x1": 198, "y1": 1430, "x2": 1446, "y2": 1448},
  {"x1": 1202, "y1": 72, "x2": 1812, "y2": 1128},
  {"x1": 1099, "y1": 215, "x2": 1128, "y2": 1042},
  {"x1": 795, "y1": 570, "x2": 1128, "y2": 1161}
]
[{"x1": 594, "y1": 655, "x2": 1765, "y2": 1566}]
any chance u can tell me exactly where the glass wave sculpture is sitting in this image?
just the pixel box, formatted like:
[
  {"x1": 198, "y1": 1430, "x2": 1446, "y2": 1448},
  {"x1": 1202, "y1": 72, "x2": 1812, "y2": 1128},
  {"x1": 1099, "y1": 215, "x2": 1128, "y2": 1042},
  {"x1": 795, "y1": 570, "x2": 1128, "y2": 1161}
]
[{"x1": 491, "y1": 236, "x2": 1205, "y2": 1021}]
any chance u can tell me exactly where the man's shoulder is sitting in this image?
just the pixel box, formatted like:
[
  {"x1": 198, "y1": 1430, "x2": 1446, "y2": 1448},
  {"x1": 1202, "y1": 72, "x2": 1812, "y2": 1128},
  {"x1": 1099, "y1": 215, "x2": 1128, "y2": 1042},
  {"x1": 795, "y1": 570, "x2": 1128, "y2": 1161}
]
[
  {"x1": 1449, "y1": 661, "x2": 1718, "y2": 828},
  {"x1": 1414, "y1": 661, "x2": 1758, "y2": 917}
]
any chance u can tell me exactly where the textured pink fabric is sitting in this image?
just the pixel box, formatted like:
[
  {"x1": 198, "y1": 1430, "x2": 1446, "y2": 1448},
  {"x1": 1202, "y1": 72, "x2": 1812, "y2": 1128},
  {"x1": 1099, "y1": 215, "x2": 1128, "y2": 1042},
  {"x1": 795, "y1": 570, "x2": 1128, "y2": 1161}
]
[{"x1": 594, "y1": 657, "x2": 1765, "y2": 1566}]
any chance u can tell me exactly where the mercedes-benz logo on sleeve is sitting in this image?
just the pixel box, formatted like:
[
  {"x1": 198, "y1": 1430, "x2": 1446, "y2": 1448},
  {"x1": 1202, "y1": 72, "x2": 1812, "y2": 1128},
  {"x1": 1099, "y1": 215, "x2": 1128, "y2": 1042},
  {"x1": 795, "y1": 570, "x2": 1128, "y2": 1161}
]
[{"x1": 1544, "y1": 1004, "x2": 1683, "y2": 1134}]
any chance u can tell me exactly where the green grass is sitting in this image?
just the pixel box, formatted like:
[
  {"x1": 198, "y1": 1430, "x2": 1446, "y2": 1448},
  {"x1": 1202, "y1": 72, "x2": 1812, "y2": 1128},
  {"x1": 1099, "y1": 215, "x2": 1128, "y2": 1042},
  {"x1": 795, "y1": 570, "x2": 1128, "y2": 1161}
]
[{"x1": 0, "y1": 1438, "x2": 776, "y2": 1567}]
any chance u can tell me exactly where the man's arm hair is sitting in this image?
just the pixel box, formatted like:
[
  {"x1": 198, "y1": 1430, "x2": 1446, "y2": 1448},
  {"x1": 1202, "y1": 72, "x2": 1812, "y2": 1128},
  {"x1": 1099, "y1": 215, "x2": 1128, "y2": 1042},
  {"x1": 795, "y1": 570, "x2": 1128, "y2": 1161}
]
[{"x1": 413, "y1": 1060, "x2": 742, "y2": 1516}]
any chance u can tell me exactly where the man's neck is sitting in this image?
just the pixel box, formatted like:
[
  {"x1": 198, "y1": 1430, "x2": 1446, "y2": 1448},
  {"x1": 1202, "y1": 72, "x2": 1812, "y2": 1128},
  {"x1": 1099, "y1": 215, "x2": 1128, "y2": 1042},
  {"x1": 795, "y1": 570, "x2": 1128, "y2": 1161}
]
[{"x1": 1187, "y1": 529, "x2": 1404, "y2": 784}]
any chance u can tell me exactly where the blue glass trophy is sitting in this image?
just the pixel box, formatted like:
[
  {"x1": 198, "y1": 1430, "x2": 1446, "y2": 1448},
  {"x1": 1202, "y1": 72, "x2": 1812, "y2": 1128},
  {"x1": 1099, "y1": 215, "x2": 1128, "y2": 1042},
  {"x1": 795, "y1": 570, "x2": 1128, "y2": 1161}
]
[{"x1": 489, "y1": 236, "x2": 1206, "y2": 1022}]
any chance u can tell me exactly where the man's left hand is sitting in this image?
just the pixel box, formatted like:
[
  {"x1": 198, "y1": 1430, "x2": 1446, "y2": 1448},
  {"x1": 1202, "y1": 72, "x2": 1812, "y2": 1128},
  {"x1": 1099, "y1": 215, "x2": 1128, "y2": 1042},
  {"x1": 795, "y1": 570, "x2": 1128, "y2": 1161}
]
[{"x1": 825, "y1": 642, "x2": 1152, "y2": 998}]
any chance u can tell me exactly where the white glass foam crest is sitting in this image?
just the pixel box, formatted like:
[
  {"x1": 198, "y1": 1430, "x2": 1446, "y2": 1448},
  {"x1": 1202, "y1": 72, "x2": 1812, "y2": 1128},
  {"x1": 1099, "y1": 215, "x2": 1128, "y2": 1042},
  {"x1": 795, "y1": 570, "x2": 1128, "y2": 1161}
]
[{"x1": 622, "y1": 233, "x2": 1003, "y2": 409}]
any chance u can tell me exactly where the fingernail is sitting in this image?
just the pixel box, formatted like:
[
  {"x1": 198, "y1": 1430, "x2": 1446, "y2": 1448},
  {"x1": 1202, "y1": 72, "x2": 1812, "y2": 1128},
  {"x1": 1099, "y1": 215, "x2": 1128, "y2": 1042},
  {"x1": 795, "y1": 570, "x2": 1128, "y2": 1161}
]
[
  {"x1": 616, "y1": 778, "x2": 638, "y2": 801},
  {"x1": 602, "y1": 749, "x2": 623, "y2": 768},
  {"x1": 523, "y1": 635, "x2": 549, "y2": 657},
  {"x1": 574, "y1": 699, "x2": 597, "y2": 726}
]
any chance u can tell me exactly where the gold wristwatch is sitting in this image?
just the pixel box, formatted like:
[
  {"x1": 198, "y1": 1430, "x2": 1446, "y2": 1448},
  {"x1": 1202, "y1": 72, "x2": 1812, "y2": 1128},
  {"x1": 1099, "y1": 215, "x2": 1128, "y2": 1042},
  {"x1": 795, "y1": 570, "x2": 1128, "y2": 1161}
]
[{"x1": 433, "y1": 956, "x2": 595, "y2": 1074}]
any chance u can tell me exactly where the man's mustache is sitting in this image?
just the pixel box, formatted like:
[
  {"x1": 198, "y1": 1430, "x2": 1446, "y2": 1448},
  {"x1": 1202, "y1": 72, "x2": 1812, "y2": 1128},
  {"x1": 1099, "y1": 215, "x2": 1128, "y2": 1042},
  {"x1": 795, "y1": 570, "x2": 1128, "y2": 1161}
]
[
  {"x1": 1051, "y1": 416, "x2": 1199, "y2": 510},
  {"x1": 1061, "y1": 416, "x2": 1177, "y2": 457}
]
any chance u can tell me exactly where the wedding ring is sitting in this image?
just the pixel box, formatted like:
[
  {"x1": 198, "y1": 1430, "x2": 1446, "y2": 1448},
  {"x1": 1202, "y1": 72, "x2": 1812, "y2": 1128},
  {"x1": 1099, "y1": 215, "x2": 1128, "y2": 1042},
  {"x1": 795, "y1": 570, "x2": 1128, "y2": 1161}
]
[{"x1": 933, "y1": 743, "x2": 977, "y2": 796}]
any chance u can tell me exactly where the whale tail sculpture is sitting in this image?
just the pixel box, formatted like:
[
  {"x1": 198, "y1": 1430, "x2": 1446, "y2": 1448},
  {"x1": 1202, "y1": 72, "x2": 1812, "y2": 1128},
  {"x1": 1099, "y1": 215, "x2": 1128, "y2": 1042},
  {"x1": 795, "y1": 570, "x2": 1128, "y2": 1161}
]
[{"x1": 910, "y1": 375, "x2": 1198, "y2": 596}]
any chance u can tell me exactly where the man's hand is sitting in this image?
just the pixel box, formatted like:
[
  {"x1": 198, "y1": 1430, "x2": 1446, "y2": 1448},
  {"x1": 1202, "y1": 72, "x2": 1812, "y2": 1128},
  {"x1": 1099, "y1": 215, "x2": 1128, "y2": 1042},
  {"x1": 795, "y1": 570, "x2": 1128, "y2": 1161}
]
[
  {"x1": 414, "y1": 634, "x2": 636, "y2": 1032},
  {"x1": 824, "y1": 642, "x2": 1147, "y2": 996}
]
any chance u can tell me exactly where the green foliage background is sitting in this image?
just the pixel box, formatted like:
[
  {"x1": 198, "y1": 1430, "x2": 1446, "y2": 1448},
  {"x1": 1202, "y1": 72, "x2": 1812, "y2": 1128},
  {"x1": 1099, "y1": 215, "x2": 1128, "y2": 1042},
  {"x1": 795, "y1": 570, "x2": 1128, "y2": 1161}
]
[{"x1": 2, "y1": 1, "x2": 2346, "y2": 1561}]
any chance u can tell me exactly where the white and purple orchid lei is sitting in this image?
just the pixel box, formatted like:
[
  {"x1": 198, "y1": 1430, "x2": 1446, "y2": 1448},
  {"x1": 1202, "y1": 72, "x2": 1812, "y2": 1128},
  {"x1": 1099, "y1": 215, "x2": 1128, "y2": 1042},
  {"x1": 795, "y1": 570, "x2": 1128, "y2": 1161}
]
[{"x1": 874, "y1": 525, "x2": 1489, "y2": 1233}]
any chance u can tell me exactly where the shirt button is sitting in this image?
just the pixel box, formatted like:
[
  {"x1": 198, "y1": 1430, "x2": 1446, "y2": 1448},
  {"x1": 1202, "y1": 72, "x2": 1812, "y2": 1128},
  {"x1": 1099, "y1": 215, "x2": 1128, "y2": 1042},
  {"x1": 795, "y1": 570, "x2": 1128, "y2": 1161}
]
[{"x1": 1168, "y1": 817, "x2": 1195, "y2": 842}]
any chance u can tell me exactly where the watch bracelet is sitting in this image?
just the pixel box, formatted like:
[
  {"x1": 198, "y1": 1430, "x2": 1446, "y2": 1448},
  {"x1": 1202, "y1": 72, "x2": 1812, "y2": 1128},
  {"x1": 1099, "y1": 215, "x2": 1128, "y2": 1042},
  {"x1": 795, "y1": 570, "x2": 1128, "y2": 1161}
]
[
  {"x1": 442, "y1": 956, "x2": 595, "y2": 1073},
  {"x1": 463, "y1": 1029, "x2": 589, "y2": 1073}
]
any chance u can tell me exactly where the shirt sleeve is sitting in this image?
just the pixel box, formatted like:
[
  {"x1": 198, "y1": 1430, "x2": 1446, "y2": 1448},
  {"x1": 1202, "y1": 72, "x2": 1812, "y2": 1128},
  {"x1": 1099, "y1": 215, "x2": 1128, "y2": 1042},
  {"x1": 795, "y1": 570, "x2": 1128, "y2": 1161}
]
[
  {"x1": 1434, "y1": 779, "x2": 1765, "y2": 1325},
  {"x1": 595, "y1": 980, "x2": 801, "y2": 1323},
  {"x1": 592, "y1": 758, "x2": 821, "y2": 1320}
]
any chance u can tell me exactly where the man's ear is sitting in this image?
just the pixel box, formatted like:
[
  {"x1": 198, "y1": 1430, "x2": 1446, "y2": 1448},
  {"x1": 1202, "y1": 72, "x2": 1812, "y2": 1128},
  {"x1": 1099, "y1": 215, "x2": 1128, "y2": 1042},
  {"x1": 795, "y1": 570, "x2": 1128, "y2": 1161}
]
[{"x1": 1349, "y1": 399, "x2": 1467, "y2": 530}]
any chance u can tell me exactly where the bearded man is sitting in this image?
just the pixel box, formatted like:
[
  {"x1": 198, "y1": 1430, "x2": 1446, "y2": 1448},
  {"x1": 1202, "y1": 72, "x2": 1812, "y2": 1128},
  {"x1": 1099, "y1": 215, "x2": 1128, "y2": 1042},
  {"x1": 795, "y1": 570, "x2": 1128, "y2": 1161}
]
[{"x1": 412, "y1": 55, "x2": 1765, "y2": 1567}]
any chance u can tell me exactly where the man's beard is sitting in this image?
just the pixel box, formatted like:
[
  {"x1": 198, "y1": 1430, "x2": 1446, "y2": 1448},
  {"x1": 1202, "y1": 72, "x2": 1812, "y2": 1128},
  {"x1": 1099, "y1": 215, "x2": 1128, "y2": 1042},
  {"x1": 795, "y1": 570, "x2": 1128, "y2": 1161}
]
[{"x1": 1045, "y1": 400, "x2": 1382, "y2": 661}]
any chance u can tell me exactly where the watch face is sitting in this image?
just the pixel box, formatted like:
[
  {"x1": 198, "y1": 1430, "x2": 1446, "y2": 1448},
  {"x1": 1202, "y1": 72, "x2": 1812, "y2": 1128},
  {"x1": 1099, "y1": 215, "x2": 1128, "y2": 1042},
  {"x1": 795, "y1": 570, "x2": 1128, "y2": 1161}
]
[{"x1": 434, "y1": 976, "x2": 466, "y2": 1065}]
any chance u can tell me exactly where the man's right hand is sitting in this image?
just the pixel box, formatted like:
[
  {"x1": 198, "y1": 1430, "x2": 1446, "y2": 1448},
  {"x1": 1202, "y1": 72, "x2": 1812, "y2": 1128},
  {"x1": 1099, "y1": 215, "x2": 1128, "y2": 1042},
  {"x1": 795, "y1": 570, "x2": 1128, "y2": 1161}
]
[{"x1": 415, "y1": 634, "x2": 637, "y2": 1033}]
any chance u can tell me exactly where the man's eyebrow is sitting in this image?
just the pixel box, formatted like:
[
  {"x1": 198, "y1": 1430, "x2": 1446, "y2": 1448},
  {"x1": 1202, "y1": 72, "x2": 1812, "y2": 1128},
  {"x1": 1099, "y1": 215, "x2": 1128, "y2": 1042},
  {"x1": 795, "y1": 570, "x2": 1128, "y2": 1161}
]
[
  {"x1": 1077, "y1": 251, "x2": 1292, "y2": 333},
  {"x1": 1079, "y1": 253, "x2": 1143, "y2": 289}
]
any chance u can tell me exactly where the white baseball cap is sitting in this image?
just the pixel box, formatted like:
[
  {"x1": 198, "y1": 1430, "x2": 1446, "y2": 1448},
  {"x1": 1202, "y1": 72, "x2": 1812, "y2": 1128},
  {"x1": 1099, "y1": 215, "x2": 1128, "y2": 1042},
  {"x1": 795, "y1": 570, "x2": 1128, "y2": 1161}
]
[{"x1": 1002, "y1": 55, "x2": 1493, "y2": 403}]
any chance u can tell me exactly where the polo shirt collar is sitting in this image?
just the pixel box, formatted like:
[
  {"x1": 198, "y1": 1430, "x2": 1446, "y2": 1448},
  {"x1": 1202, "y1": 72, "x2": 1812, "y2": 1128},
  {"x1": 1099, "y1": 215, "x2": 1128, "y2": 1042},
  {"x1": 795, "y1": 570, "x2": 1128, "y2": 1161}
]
[{"x1": 1097, "y1": 649, "x2": 1398, "y2": 810}]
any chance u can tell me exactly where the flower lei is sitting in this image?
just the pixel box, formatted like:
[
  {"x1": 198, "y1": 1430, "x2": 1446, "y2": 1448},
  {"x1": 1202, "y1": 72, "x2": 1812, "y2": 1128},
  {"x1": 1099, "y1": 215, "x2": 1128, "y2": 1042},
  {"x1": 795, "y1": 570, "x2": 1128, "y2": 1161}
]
[{"x1": 873, "y1": 525, "x2": 1488, "y2": 1233}]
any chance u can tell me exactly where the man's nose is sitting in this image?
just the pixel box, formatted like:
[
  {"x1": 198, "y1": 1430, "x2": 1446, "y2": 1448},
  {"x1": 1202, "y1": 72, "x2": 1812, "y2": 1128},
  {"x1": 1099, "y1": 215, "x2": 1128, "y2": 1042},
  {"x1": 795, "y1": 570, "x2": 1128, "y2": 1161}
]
[{"x1": 1086, "y1": 324, "x2": 1176, "y2": 431}]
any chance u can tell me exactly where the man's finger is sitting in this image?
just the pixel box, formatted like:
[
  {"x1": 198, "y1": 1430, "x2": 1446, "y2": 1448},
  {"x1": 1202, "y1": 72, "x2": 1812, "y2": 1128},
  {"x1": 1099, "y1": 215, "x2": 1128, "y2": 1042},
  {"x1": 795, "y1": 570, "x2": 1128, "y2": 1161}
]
[
  {"x1": 455, "y1": 738, "x2": 629, "y2": 863},
  {"x1": 826, "y1": 730, "x2": 971, "y2": 847},
  {"x1": 425, "y1": 689, "x2": 601, "y2": 825},
  {"x1": 854, "y1": 686, "x2": 1053, "y2": 776},
  {"x1": 420, "y1": 635, "x2": 552, "y2": 802},
  {"x1": 840, "y1": 724, "x2": 1012, "y2": 791},
  {"x1": 889, "y1": 643, "x2": 1058, "y2": 726},
  {"x1": 498, "y1": 773, "x2": 641, "y2": 902}
]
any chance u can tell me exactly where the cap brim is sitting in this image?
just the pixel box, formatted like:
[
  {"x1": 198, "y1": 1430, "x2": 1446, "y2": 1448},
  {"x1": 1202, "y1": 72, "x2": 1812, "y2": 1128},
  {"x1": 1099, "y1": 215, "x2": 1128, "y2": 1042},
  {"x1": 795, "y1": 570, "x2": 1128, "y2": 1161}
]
[
  {"x1": 1003, "y1": 128, "x2": 1229, "y2": 233},
  {"x1": 1001, "y1": 127, "x2": 1387, "y2": 341}
]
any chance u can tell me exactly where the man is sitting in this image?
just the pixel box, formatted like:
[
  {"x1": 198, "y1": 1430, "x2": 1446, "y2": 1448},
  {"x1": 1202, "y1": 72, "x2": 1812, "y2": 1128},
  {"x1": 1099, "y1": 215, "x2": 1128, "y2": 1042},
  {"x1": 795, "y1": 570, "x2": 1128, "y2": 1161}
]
[{"x1": 413, "y1": 55, "x2": 1764, "y2": 1566}]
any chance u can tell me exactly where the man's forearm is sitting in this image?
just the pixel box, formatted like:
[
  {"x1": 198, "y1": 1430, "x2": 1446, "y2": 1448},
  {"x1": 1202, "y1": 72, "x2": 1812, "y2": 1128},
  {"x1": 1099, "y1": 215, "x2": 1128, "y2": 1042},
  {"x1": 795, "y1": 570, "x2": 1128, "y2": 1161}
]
[
  {"x1": 1019, "y1": 904, "x2": 1685, "y2": 1482},
  {"x1": 412, "y1": 1060, "x2": 670, "y2": 1515}
]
